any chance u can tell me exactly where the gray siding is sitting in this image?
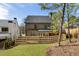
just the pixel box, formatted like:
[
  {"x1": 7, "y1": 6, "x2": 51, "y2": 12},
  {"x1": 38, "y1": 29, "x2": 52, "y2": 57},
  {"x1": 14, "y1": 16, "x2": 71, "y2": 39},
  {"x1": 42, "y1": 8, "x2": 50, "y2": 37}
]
[
  {"x1": 25, "y1": 16, "x2": 51, "y2": 36},
  {"x1": 25, "y1": 23, "x2": 51, "y2": 36}
]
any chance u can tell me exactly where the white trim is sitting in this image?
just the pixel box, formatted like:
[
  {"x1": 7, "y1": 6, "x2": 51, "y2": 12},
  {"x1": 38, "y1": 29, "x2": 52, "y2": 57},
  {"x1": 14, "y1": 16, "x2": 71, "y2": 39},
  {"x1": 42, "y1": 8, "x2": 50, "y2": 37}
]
[{"x1": 38, "y1": 30, "x2": 52, "y2": 32}]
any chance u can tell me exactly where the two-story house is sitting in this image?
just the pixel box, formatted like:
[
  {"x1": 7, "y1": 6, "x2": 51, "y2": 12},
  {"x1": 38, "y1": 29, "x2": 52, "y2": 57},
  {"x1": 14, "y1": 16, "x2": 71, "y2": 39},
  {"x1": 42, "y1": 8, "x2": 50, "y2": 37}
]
[
  {"x1": 25, "y1": 16, "x2": 52, "y2": 36},
  {"x1": 0, "y1": 18, "x2": 19, "y2": 40}
]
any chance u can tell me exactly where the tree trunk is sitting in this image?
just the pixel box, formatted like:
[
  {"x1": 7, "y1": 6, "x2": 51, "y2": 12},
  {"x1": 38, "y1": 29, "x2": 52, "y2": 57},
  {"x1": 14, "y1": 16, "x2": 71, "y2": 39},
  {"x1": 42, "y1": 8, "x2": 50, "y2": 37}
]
[
  {"x1": 58, "y1": 3, "x2": 66, "y2": 46},
  {"x1": 66, "y1": 3, "x2": 71, "y2": 42},
  {"x1": 67, "y1": 12, "x2": 71, "y2": 42}
]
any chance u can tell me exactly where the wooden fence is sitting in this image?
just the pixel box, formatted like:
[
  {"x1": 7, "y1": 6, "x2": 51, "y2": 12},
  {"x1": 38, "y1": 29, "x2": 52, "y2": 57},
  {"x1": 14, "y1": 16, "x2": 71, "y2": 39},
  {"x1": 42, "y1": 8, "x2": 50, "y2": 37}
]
[{"x1": 15, "y1": 35, "x2": 66, "y2": 45}]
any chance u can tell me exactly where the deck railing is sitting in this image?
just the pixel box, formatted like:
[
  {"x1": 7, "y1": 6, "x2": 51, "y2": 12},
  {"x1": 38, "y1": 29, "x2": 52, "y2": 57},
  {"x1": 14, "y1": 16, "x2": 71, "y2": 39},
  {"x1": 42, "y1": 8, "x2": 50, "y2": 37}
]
[
  {"x1": 0, "y1": 33, "x2": 11, "y2": 39},
  {"x1": 15, "y1": 35, "x2": 66, "y2": 45}
]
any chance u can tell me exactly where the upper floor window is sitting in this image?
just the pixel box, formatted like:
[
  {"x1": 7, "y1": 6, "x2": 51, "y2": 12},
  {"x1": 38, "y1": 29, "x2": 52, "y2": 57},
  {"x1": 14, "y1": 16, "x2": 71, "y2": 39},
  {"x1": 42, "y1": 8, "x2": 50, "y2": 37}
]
[
  {"x1": 8, "y1": 21, "x2": 13, "y2": 23},
  {"x1": 44, "y1": 25, "x2": 49, "y2": 29},
  {"x1": 34, "y1": 24, "x2": 37, "y2": 29},
  {"x1": 44, "y1": 24, "x2": 50, "y2": 29},
  {"x1": 1, "y1": 27, "x2": 8, "y2": 32}
]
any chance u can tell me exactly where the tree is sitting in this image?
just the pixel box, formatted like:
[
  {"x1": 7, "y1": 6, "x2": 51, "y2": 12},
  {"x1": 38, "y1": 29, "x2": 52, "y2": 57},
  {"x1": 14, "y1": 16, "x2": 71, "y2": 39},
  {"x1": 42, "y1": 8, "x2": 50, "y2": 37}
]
[
  {"x1": 63, "y1": 22, "x2": 68, "y2": 28},
  {"x1": 69, "y1": 16, "x2": 77, "y2": 27},
  {"x1": 58, "y1": 3, "x2": 66, "y2": 46},
  {"x1": 65, "y1": 3, "x2": 74, "y2": 42},
  {"x1": 39, "y1": 3, "x2": 65, "y2": 46},
  {"x1": 50, "y1": 11, "x2": 62, "y2": 34},
  {"x1": 63, "y1": 16, "x2": 77, "y2": 28},
  {"x1": 39, "y1": 3, "x2": 79, "y2": 46},
  {"x1": 65, "y1": 3, "x2": 79, "y2": 42}
]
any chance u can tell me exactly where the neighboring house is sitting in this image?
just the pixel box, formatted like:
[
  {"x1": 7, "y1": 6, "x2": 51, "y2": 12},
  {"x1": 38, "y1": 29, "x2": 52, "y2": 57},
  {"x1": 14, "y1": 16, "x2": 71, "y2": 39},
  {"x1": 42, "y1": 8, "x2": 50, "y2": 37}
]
[
  {"x1": 0, "y1": 18, "x2": 19, "y2": 40},
  {"x1": 25, "y1": 16, "x2": 52, "y2": 36}
]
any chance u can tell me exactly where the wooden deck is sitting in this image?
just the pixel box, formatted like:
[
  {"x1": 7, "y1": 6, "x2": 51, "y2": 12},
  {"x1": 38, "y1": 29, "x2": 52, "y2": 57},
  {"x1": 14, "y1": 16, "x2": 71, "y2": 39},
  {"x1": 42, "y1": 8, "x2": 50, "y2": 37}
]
[{"x1": 15, "y1": 35, "x2": 66, "y2": 45}]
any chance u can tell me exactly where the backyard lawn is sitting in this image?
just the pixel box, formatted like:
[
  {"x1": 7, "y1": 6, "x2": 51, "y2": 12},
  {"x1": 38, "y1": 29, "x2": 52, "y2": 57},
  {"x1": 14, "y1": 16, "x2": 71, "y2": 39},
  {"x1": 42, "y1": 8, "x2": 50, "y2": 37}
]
[{"x1": 0, "y1": 44, "x2": 50, "y2": 56}]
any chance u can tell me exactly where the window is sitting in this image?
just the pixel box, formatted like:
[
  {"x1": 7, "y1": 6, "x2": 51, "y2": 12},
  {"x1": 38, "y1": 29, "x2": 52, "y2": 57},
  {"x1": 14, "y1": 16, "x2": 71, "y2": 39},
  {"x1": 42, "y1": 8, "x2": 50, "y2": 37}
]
[
  {"x1": 2, "y1": 27, "x2": 8, "y2": 32},
  {"x1": 34, "y1": 24, "x2": 37, "y2": 29},
  {"x1": 44, "y1": 25, "x2": 50, "y2": 29},
  {"x1": 44, "y1": 25, "x2": 48, "y2": 29},
  {"x1": 8, "y1": 21, "x2": 13, "y2": 23}
]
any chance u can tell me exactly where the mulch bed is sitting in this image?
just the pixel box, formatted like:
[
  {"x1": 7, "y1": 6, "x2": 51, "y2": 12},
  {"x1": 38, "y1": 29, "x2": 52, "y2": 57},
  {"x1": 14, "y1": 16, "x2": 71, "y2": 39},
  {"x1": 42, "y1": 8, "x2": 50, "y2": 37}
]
[{"x1": 46, "y1": 40, "x2": 79, "y2": 56}]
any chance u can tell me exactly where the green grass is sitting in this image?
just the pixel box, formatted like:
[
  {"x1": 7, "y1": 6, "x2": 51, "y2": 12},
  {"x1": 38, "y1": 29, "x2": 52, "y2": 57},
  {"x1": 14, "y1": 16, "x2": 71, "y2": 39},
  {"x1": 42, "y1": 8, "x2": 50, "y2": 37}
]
[{"x1": 0, "y1": 44, "x2": 50, "y2": 56}]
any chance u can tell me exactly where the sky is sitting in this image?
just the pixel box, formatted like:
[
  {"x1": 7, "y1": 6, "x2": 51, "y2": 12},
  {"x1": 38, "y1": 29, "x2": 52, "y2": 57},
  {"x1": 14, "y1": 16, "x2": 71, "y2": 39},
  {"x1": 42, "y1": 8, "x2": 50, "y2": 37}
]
[
  {"x1": 0, "y1": 3, "x2": 79, "y2": 25},
  {"x1": 0, "y1": 3, "x2": 52, "y2": 25}
]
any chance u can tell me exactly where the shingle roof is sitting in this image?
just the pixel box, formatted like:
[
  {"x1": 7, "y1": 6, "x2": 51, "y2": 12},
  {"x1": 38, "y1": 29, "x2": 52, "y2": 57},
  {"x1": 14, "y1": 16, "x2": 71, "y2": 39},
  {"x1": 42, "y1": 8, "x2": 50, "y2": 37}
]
[{"x1": 25, "y1": 16, "x2": 51, "y2": 23}]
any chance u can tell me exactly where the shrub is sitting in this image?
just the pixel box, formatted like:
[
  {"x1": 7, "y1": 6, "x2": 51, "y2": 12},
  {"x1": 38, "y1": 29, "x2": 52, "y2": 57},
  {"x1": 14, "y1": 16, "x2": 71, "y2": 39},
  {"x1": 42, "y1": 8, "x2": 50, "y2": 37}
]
[
  {"x1": 65, "y1": 28, "x2": 78, "y2": 38},
  {"x1": 5, "y1": 37, "x2": 15, "y2": 49}
]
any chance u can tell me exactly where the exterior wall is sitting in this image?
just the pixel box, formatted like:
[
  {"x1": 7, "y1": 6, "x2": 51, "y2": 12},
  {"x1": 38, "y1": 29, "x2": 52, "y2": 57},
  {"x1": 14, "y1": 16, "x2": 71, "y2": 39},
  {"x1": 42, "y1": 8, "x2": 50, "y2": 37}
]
[
  {"x1": 25, "y1": 23, "x2": 51, "y2": 36},
  {"x1": 0, "y1": 20, "x2": 19, "y2": 40},
  {"x1": 13, "y1": 20, "x2": 20, "y2": 40},
  {"x1": 26, "y1": 30, "x2": 39, "y2": 36},
  {"x1": 26, "y1": 23, "x2": 50, "y2": 30}
]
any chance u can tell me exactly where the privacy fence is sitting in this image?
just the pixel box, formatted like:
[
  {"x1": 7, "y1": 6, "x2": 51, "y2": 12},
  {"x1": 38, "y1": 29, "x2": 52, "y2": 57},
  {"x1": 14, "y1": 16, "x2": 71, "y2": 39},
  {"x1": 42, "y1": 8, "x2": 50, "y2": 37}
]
[{"x1": 15, "y1": 35, "x2": 66, "y2": 45}]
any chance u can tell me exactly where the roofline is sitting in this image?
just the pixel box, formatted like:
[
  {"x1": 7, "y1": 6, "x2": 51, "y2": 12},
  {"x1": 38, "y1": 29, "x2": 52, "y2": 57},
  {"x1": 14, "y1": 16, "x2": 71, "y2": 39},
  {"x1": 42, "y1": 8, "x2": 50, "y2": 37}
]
[
  {"x1": 0, "y1": 19, "x2": 14, "y2": 21},
  {"x1": 24, "y1": 15, "x2": 51, "y2": 23},
  {"x1": 25, "y1": 22, "x2": 51, "y2": 24},
  {"x1": 27, "y1": 15, "x2": 49, "y2": 17}
]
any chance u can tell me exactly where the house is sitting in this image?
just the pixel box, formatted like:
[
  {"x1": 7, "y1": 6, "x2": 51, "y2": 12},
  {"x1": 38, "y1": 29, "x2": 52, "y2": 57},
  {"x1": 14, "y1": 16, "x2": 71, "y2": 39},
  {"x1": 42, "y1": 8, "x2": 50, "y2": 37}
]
[
  {"x1": 0, "y1": 18, "x2": 19, "y2": 40},
  {"x1": 24, "y1": 16, "x2": 52, "y2": 36}
]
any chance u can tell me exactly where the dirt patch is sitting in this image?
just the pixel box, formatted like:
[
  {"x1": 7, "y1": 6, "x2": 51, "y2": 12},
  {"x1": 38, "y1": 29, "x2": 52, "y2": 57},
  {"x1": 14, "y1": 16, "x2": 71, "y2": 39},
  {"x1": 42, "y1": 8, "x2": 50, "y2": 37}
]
[{"x1": 46, "y1": 39, "x2": 79, "y2": 56}]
